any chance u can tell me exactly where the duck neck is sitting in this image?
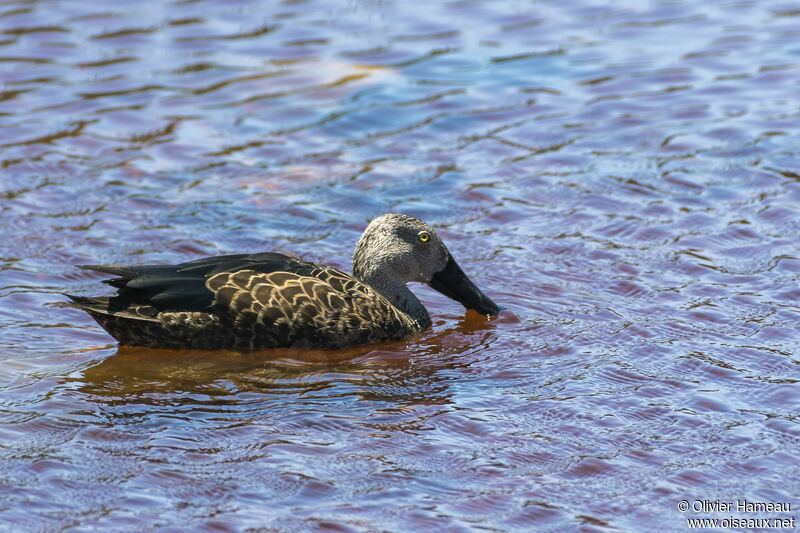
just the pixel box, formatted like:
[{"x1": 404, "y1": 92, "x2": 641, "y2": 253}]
[{"x1": 356, "y1": 270, "x2": 432, "y2": 331}]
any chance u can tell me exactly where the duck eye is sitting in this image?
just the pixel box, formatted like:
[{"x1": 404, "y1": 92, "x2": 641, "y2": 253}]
[{"x1": 418, "y1": 231, "x2": 430, "y2": 243}]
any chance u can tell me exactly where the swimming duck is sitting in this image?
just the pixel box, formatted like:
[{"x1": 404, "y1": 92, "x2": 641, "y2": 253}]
[{"x1": 67, "y1": 214, "x2": 499, "y2": 350}]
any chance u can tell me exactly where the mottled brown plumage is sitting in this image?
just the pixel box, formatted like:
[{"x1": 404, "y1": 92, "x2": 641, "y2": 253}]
[{"x1": 66, "y1": 214, "x2": 499, "y2": 350}]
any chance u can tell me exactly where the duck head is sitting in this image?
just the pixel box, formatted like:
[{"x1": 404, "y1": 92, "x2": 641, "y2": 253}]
[{"x1": 353, "y1": 214, "x2": 500, "y2": 316}]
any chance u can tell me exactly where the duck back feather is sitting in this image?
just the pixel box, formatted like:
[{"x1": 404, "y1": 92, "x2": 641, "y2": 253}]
[{"x1": 67, "y1": 252, "x2": 415, "y2": 350}]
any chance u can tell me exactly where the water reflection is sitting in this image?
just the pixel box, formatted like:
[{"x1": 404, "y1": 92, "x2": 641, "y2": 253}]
[{"x1": 75, "y1": 313, "x2": 497, "y2": 407}]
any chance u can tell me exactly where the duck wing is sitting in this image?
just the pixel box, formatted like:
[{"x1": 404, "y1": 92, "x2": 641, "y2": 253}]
[
  {"x1": 68, "y1": 252, "x2": 412, "y2": 349},
  {"x1": 77, "y1": 252, "x2": 307, "y2": 314}
]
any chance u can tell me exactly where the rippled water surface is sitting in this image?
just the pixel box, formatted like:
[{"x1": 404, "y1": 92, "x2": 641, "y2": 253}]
[{"x1": 2, "y1": 0, "x2": 800, "y2": 531}]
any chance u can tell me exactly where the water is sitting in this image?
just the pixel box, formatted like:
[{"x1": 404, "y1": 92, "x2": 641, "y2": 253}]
[{"x1": 1, "y1": 0, "x2": 799, "y2": 531}]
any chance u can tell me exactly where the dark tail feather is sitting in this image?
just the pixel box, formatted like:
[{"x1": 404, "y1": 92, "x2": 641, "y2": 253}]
[
  {"x1": 65, "y1": 292, "x2": 167, "y2": 347},
  {"x1": 64, "y1": 293, "x2": 109, "y2": 313},
  {"x1": 79, "y1": 264, "x2": 155, "y2": 279},
  {"x1": 64, "y1": 293, "x2": 159, "y2": 322}
]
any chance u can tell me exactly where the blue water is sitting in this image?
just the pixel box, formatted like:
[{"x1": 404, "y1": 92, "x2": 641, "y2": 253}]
[{"x1": 1, "y1": 0, "x2": 799, "y2": 531}]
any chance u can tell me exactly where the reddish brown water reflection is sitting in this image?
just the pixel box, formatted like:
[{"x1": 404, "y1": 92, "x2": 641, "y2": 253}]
[{"x1": 2, "y1": 0, "x2": 800, "y2": 531}]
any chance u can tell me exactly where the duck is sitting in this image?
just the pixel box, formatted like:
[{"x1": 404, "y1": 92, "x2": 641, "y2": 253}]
[{"x1": 66, "y1": 214, "x2": 500, "y2": 350}]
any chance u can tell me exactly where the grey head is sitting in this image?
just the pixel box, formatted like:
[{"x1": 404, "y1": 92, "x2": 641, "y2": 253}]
[{"x1": 353, "y1": 214, "x2": 500, "y2": 327}]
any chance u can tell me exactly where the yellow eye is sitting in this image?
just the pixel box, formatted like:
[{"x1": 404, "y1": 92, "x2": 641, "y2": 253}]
[{"x1": 418, "y1": 231, "x2": 430, "y2": 243}]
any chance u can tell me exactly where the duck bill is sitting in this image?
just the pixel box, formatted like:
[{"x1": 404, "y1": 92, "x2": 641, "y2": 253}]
[{"x1": 429, "y1": 256, "x2": 500, "y2": 316}]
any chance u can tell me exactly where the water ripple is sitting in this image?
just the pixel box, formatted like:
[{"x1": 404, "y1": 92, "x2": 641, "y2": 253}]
[{"x1": 2, "y1": 0, "x2": 800, "y2": 530}]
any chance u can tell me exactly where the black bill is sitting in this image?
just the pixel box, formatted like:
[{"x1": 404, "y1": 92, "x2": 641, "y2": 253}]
[{"x1": 429, "y1": 256, "x2": 500, "y2": 316}]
